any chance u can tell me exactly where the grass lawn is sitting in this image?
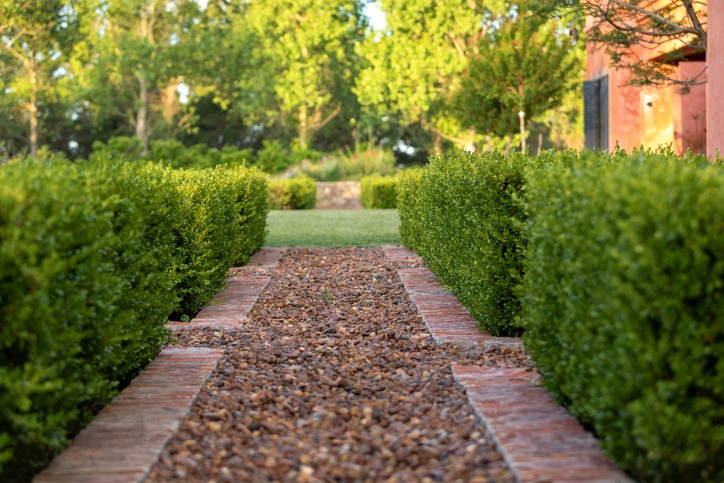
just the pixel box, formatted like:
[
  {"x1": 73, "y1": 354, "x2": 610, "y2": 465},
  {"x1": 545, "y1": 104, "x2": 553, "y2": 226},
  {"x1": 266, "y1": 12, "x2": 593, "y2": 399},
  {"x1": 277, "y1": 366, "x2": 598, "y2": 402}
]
[{"x1": 265, "y1": 209, "x2": 400, "y2": 247}]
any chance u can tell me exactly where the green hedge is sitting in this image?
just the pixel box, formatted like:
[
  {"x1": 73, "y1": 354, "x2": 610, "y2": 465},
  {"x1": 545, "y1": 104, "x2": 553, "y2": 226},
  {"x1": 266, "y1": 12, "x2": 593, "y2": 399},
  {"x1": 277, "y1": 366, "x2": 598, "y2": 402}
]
[
  {"x1": 397, "y1": 168, "x2": 425, "y2": 251},
  {"x1": 397, "y1": 151, "x2": 562, "y2": 336},
  {"x1": 0, "y1": 160, "x2": 267, "y2": 481},
  {"x1": 170, "y1": 165, "x2": 268, "y2": 317},
  {"x1": 360, "y1": 176, "x2": 398, "y2": 209},
  {"x1": 267, "y1": 175, "x2": 316, "y2": 210},
  {"x1": 519, "y1": 153, "x2": 724, "y2": 481}
]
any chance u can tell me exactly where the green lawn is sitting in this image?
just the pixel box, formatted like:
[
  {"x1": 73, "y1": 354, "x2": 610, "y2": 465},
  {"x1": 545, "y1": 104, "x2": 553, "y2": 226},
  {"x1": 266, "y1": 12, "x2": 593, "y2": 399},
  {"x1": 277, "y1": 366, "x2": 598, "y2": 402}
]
[{"x1": 265, "y1": 209, "x2": 400, "y2": 247}]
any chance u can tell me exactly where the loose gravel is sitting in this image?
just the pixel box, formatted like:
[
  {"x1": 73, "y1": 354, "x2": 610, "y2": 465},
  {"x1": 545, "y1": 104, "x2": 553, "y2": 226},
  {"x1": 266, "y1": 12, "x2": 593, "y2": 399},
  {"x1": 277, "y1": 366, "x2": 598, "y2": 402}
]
[{"x1": 146, "y1": 247, "x2": 533, "y2": 482}]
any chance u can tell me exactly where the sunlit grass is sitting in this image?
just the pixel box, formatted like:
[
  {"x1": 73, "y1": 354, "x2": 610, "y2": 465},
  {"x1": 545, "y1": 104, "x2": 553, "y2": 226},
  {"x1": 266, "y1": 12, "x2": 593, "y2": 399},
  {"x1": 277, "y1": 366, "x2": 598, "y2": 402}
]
[{"x1": 265, "y1": 209, "x2": 400, "y2": 247}]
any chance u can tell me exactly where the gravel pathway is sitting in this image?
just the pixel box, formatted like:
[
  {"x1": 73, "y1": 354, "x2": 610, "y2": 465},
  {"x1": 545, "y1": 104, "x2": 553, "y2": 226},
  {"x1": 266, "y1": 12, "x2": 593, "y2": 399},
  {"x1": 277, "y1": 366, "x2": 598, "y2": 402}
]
[{"x1": 145, "y1": 247, "x2": 533, "y2": 482}]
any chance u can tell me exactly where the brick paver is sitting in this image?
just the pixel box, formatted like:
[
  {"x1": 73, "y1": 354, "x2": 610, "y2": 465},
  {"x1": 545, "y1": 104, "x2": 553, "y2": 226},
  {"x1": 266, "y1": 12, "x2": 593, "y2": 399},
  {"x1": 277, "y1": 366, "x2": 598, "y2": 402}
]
[
  {"x1": 166, "y1": 275, "x2": 270, "y2": 330},
  {"x1": 246, "y1": 247, "x2": 288, "y2": 268},
  {"x1": 34, "y1": 347, "x2": 223, "y2": 483},
  {"x1": 453, "y1": 365, "x2": 632, "y2": 483},
  {"x1": 384, "y1": 246, "x2": 630, "y2": 482},
  {"x1": 384, "y1": 246, "x2": 521, "y2": 349}
]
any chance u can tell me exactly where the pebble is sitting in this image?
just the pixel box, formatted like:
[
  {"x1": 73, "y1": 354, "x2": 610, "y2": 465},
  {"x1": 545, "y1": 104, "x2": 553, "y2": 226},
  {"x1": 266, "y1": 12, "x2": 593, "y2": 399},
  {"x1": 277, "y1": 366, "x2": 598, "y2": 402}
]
[{"x1": 146, "y1": 248, "x2": 531, "y2": 482}]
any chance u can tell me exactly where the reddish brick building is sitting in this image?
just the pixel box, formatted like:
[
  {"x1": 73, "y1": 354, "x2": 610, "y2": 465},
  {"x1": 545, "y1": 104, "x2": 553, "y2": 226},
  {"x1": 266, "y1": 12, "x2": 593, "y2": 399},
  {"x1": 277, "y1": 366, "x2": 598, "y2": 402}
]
[{"x1": 583, "y1": 1, "x2": 720, "y2": 157}]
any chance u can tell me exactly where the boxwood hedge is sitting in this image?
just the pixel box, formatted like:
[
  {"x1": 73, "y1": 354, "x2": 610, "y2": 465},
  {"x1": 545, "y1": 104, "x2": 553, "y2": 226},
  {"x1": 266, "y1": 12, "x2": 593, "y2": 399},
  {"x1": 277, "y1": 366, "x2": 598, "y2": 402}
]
[
  {"x1": 267, "y1": 175, "x2": 316, "y2": 210},
  {"x1": 397, "y1": 150, "x2": 570, "y2": 336},
  {"x1": 0, "y1": 159, "x2": 267, "y2": 481},
  {"x1": 360, "y1": 176, "x2": 398, "y2": 209},
  {"x1": 519, "y1": 153, "x2": 724, "y2": 481}
]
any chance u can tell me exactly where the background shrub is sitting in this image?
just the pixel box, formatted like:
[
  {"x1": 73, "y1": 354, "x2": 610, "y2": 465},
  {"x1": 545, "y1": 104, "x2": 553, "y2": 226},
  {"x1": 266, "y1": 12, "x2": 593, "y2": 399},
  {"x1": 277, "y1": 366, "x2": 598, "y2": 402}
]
[
  {"x1": 287, "y1": 148, "x2": 397, "y2": 181},
  {"x1": 519, "y1": 154, "x2": 724, "y2": 481},
  {"x1": 267, "y1": 175, "x2": 317, "y2": 210},
  {"x1": 360, "y1": 176, "x2": 398, "y2": 209}
]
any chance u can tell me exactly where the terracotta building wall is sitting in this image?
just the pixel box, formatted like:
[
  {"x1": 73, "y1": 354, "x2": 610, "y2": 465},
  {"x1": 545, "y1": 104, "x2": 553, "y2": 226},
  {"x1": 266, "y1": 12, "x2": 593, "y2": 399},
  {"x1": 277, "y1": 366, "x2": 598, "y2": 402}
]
[
  {"x1": 585, "y1": 2, "x2": 708, "y2": 156},
  {"x1": 708, "y1": 2, "x2": 724, "y2": 159}
]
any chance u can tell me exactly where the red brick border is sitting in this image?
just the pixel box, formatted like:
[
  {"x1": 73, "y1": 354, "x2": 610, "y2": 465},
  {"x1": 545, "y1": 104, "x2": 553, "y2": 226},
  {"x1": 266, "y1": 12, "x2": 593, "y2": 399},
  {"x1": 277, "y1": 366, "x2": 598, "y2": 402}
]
[
  {"x1": 452, "y1": 365, "x2": 632, "y2": 482},
  {"x1": 166, "y1": 275, "x2": 270, "y2": 330},
  {"x1": 247, "y1": 247, "x2": 287, "y2": 268},
  {"x1": 34, "y1": 347, "x2": 223, "y2": 483}
]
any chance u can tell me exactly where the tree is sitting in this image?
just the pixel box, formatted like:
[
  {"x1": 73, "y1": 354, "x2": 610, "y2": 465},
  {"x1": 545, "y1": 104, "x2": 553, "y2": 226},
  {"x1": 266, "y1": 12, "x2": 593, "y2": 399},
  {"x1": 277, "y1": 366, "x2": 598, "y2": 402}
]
[
  {"x1": 583, "y1": 0, "x2": 707, "y2": 91},
  {"x1": 453, "y1": 0, "x2": 581, "y2": 148},
  {"x1": 238, "y1": 0, "x2": 367, "y2": 151},
  {"x1": 0, "y1": 0, "x2": 94, "y2": 158},
  {"x1": 355, "y1": 0, "x2": 507, "y2": 153},
  {"x1": 87, "y1": 0, "x2": 201, "y2": 154}
]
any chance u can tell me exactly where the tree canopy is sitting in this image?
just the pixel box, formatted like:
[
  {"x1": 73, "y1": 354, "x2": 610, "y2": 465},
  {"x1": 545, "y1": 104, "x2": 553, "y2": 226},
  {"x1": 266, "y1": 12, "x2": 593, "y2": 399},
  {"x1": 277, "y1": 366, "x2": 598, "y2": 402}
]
[
  {"x1": 0, "y1": 0, "x2": 584, "y2": 159},
  {"x1": 582, "y1": 0, "x2": 707, "y2": 91}
]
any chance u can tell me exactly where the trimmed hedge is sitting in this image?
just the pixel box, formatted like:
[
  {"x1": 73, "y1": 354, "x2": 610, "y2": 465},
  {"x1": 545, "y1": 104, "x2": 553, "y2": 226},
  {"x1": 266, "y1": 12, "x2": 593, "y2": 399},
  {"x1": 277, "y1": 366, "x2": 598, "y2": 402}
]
[
  {"x1": 267, "y1": 175, "x2": 316, "y2": 210},
  {"x1": 170, "y1": 165, "x2": 268, "y2": 317},
  {"x1": 397, "y1": 151, "x2": 564, "y2": 336},
  {"x1": 0, "y1": 160, "x2": 267, "y2": 481},
  {"x1": 519, "y1": 153, "x2": 724, "y2": 481},
  {"x1": 397, "y1": 168, "x2": 425, "y2": 251},
  {"x1": 360, "y1": 176, "x2": 398, "y2": 209}
]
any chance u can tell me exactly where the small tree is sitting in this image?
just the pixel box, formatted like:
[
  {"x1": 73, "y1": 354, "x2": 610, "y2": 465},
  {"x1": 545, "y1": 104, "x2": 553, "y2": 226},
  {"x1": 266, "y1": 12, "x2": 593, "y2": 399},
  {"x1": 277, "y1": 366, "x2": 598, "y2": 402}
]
[
  {"x1": 454, "y1": 1, "x2": 581, "y2": 148},
  {"x1": 583, "y1": 0, "x2": 707, "y2": 92}
]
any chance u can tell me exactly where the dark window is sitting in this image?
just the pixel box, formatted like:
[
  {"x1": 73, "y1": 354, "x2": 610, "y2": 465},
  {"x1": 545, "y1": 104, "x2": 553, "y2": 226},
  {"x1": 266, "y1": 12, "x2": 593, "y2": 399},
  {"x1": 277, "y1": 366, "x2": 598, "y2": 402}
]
[{"x1": 583, "y1": 76, "x2": 609, "y2": 150}]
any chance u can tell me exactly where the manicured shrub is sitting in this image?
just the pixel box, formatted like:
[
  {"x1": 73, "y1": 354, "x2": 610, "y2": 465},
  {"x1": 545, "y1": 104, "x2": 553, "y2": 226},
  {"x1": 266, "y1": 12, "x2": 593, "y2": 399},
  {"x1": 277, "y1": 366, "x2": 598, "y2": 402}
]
[
  {"x1": 0, "y1": 160, "x2": 179, "y2": 480},
  {"x1": 360, "y1": 176, "x2": 398, "y2": 209},
  {"x1": 267, "y1": 175, "x2": 317, "y2": 210},
  {"x1": 226, "y1": 166, "x2": 269, "y2": 266},
  {"x1": 397, "y1": 168, "x2": 425, "y2": 251},
  {"x1": 0, "y1": 160, "x2": 268, "y2": 480},
  {"x1": 170, "y1": 165, "x2": 267, "y2": 317},
  {"x1": 519, "y1": 154, "x2": 724, "y2": 481},
  {"x1": 397, "y1": 150, "x2": 562, "y2": 336}
]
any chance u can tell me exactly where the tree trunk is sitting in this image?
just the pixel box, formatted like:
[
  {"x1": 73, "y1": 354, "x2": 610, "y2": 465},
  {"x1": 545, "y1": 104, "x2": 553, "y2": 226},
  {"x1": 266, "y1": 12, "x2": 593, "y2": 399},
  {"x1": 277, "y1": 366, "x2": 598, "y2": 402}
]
[
  {"x1": 433, "y1": 132, "x2": 442, "y2": 154},
  {"x1": 28, "y1": 65, "x2": 39, "y2": 159},
  {"x1": 298, "y1": 104, "x2": 309, "y2": 150},
  {"x1": 136, "y1": 75, "x2": 150, "y2": 156}
]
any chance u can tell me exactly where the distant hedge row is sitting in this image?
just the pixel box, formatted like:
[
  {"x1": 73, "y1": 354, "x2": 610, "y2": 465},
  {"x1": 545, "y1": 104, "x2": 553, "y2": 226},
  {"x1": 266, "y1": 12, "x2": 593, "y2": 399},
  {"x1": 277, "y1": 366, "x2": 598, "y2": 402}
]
[
  {"x1": 267, "y1": 175, "x2": 317, "y2": 210},
  {"x1": 360, "y1": 176, "x2": 398, "y2": 209},
  {"x1": 0, "y1": 160, "x2": 267, "y2": 480},
  {"x1": 398, "y1": 149, "x2": 724, "y2": 481}
]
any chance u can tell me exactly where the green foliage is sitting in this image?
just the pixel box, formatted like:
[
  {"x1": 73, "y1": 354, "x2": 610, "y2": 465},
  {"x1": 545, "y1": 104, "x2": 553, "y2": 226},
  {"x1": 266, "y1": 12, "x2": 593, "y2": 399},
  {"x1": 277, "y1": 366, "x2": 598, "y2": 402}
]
[
  {"x1": 0, "y1": 159, "x2": 267, "y2": 479},
  {"x1": 398, "y1": 150, "x2": 557, "y2": 336},
  {"x1": 454, "y1": 1, "x2": 581, "y2": 137},
  {"x1": 360, "y1": 176, "x2": 398, "y2": 209},
  {"x1": 238, "y1": 0, "x2": 367, "y2": 150},
  {"x1": 267, "y1": 175, "x2": 317, "y2": 210},
  {"x1": 0, "y1": 159, "x2": 178, "y2": 480},
  {"x1": 90, "y1": 136, "x2": 255, "y2": 170},
  {"x1": 170, "y1": 165, "x2": 268, "y2": 317},
  {"x1": 257, "y1": 139, "x2": 294, "y2": 174},
  {"x1": 289, "y1": 148, "x2": 397, "y2": 181},
  {"x1": 519, "y1": 153, "x2": 724, "y2": 481},
  {"x1": 396, "y1": 167, "x2": 425, "y2": 251}
]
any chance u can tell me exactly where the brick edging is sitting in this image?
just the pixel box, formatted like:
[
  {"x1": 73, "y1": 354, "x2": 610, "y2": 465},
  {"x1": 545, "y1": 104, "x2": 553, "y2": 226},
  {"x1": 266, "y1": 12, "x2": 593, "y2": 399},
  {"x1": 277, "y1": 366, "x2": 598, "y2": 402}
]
[
  {"x1": 452, "y1": 365, "x2": 632, "y2": 483},
  {"x1": 382, "y1": 246, "x2": 522, "y2": 350},
  {"x1": 167, "y1": 275, "x2": 271, "y2": 330},
  {"x1": 34, "y1": 347, "x2": 224, "y2": 483}
]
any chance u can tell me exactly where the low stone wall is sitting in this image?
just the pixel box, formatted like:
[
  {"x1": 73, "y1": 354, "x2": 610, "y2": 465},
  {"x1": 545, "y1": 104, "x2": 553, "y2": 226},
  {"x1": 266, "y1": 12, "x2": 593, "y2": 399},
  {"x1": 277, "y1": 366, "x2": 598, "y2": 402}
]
[{"x1": 315, "y1": 181, "x2": 361, "y2": 209}]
